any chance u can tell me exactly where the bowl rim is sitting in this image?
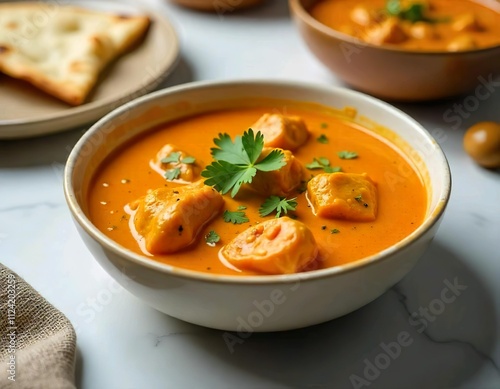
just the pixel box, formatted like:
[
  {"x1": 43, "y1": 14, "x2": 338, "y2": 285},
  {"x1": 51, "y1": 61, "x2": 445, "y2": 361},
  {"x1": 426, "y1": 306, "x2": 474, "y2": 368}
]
[
  {"x1": 289, "y1": 0, "x2": 500, "y2": 56},
  {"x1": 64, "y1": 79, "x2": 452, "y2": 285}
]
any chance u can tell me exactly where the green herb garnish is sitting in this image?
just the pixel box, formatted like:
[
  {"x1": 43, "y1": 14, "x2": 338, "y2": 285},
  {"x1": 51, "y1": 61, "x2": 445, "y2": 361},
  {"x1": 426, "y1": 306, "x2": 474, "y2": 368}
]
[
  {"x1": 164, "y1": 168, "x2": 181, "y2": 181},
  {"x1": 337, "y1": 150, "x2": 358, "y2": 159},
  {"x1": 223, "y1": 209, "x2": 249, "y2": 224},
  {"x1": 161, "y1": 152, "x2": 181, "y2": 164},
  {"x1": 306, "y1": 157, "x2": 342, "y2": 173},
  {"x1": 161, "y1": 152, "x2": 196, "y2": 165},
  {"x1": 201, "y1": 129, "x2": 286, "y2": 198},
  {"x1": 320, "y1": 122, "x2": 328, "y2": 129},
  {"x1": 316, "y1": 134, "x2": 329, "y2": 144},
  {"x1": 259, "y1": 196, "x2": 298, "y2": 218},
  {"x1": 205, "y1": 230, "x2": 220, "y2": 245},
  {"x1": 331, "y1": 228, "x2": 340, "y2": 234},
  {"x1": 386, "y1": 0, "x2": 448, "y2": 23},
  {"x1": 181, "y1": 156, "x2": 196, "y2": 164}
]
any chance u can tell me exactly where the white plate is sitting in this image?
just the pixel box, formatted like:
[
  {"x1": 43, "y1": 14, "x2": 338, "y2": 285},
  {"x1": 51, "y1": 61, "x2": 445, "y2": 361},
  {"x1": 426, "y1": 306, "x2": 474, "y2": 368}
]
[{"x1": 0, "y1": 0, "x2": 180, "y2": 139}]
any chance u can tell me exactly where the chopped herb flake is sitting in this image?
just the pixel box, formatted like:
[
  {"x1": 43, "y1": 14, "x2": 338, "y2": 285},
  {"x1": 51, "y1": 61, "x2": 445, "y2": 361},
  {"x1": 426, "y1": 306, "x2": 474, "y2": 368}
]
[
  {"x1": 205, "y1": 230, "x2": 220, "y2": 245},
  {"x1": 181, "y1": 156, "x2": 196, "y2": 164},
  {"x1": 161, "y1": 152, "x2": 181, "y2": 164},
  {"x1": 259, "y1": 196, "x2": 298, "y2": 218},
  {"x1": 320, "y1": 122, "x2": 328, "y2": 129},
  {"x1": 338, "y1": 150, "x2": 358, "y2": 159},
  {"x1": 223, "y1": 209, "x2": 249, "y2": 224},
  {"x1": 316, "y1": 134, "x2": 329, "y2": 144},
  {"x1": 306, "y1": 157, "x2": 342, "y2": 173},
  {"x1": 324, "y1": 166, "x2": 342, "y2": 173},
  {"x1": 330, "y1": 228, "x2": 340, "y2": 234},
  {"x1": 164, "y1": 167, "x2": 181, "y2": 181}
]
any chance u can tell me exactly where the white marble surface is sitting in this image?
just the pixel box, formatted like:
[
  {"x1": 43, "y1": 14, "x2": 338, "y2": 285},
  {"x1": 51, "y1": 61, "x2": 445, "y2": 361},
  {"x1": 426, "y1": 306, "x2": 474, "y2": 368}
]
[{"x1": 1, "y1": 1, "x2": 500, "y2": 388}]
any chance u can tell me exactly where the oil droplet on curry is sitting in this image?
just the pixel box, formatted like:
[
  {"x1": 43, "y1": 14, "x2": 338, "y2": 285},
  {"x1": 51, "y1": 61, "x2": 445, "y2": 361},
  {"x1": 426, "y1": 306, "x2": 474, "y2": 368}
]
[{"x1": 88, "y1": 104, "x2": 427, "y2": 276}]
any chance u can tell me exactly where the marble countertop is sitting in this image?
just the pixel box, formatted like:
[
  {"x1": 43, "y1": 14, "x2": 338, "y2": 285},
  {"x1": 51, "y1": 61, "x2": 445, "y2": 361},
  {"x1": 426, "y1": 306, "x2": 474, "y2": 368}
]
[{"x1": 1, "y1": 1, "x2": 499, "y2": 388}]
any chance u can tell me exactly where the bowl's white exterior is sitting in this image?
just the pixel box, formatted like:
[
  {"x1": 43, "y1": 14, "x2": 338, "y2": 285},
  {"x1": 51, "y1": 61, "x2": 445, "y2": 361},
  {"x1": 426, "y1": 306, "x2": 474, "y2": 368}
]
[{"x1": 64, "y1": 81, "x2": 451, "y2": 332}]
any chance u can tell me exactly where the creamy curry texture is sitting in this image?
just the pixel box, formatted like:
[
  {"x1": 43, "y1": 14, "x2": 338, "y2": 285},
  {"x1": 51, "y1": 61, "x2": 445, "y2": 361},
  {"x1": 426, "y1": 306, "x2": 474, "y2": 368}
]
[
  {"x1": 88, "y1": 104, "x2": 427, "y2": 276},
  {"x1": 310, "y1": 0, "x2": 500, "y2": 51}
]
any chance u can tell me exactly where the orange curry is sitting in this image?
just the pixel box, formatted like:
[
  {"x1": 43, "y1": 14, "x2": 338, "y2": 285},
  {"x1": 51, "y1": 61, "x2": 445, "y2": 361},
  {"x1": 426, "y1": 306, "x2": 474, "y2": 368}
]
[
  {"x1": 310, "y1": 0, "x2": 500, "y2": 51},
  {"x1": 88, "y1": 104, "x2": 427, "y2": 276}
]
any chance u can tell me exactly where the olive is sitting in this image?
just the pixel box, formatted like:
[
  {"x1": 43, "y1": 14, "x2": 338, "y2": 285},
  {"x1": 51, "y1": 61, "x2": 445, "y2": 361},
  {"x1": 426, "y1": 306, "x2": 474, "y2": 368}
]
[{"x1": 463, "y1": 121, "x2": 500, "y2": 168}]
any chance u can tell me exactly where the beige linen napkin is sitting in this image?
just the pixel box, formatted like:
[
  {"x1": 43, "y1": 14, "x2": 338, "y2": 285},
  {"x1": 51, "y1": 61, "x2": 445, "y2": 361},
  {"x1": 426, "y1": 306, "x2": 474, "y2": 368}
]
[{"x1": 0, "y1": 263, "x2": 77, "y2": 389}]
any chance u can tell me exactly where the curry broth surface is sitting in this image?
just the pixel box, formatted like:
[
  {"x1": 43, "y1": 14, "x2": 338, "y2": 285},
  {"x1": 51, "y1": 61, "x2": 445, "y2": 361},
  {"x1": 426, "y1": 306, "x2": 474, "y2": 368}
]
[
  {"x1": 310, "y1": 0, "x2": 500, "y2": 51},
  {"x1": 88, "y1": 106, "x2": 427, "y2": 275}
]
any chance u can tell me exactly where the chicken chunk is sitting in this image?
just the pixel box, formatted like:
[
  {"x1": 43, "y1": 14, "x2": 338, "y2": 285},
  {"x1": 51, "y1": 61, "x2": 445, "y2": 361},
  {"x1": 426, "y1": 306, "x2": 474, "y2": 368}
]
[
  {"x1": 365, "y1": 18, "x2": 408, "y2": 45},
  {"x1": 221, "y1": 217, "x2": 318, "y2": 275},
  {"x1": 452, "y1": 13, "x2": 482, "y2": 32},
  {"x1": 150, "y1": 144, "x2": 202, "y2": 182},
  {"x1": 447, "y1": 34, "x2": 477, "y2": 51},
  {"x1": 307, "y1": 173, "x2": 378, "y2": 221},
  {"x1": 350, "y1": 5, "x2": 381, "y2": 26},
  {"x1": 129, "y1": 181, "x2": 224, "y2": 254},
  {"x1": 251, "y1": 113, "x2": 309, "y2": 151},
  {"x1": 409, "y1": 22, "x2": 436, "y2": 40},
  {"x1": 250, "y1": 148, "x2": 308, "y2": 197}
]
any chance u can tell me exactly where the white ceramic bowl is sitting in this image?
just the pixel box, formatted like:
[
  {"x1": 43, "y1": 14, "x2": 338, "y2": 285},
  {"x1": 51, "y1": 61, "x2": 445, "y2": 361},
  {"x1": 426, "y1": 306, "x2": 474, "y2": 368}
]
[{"x1": 64, "y1": 80, "x2": 451, "y2": 332}]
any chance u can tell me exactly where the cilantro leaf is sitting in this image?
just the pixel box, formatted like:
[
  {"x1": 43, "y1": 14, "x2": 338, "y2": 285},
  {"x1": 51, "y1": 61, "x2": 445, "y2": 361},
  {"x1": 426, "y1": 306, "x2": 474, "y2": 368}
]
[
  {"x1": 403, "y1": 3, "x2": 426, "y2": 23},
  {"x1": 237, "y1": 205, "x2": 247, "y2": 210},
  {"x1": 337, "y1": 150, "x2": 358, "y2": 159},
  {"x1": 181, "y1": 156, "x2": 196, "y2": 164},
  {"x1": 205, "y1": 230, "x2": 220, "y2": 245},
  {"x1": 165, "y1": 167, "x2": 181, "y2": 181},
  {"x1": 223, "y1": 209, "x2": 249, "y2": 224},
  {"x1": 259, "y1": 196, "x2": 298, "y2": 218},
  {"x1": 161, "y1": 152, "x2": 181, "y2": 164},
  {"x1": 318, "y1": 157, "x2": 330, "y2": 166},
  {"x1": 241, "y1": 128, "x2": 264, "y2": 164},
  {"x1": 305, "y1": 157, "x2": 341, "y2": 173},
  {"x1": 202, "y1": 130, "x2": 285, "y2": 197},
  {"x1": 305, "y1": 160, "x2": 324, "y2": 170},
  {"x1": 211, "y1": 133, "x2": 249, "y2": 165},
  {"x1": 386, "y1": 0, "x2": 401, "y2": 15},
  {"x1": 324, "y1": 166, "x2": 342, "y2": 173},
  {"x1": 386, "y1": 0, "x2": 447, "y2": 23},
  {"x1": 255, "y1": 149, "x2": 286, "y2": 172},
  {"x1": 317, "y1": 134, "x2": 329, "y2": 144}
]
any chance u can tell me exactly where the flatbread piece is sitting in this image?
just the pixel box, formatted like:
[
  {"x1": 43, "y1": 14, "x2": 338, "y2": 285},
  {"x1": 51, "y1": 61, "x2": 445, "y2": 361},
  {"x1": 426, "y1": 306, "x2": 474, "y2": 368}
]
[{"x1": 0, "y1": 2, "x2": 150, "y2": 105}]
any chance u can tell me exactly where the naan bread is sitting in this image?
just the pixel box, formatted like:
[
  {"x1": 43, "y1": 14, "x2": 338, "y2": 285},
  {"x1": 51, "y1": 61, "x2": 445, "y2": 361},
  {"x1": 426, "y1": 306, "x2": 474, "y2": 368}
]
[{"x1": 0, "y1": 3, "x2": 150, "y2": 105}]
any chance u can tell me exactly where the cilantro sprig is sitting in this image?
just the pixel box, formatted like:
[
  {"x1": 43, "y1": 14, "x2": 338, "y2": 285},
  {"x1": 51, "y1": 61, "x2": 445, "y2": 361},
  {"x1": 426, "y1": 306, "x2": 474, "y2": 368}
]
[
  {"x1": 259, "y1": 196, "x2": 298, "y2": 218},
  {"x1": 201, "y1": 129, "x2": 286, "y2": 198}
]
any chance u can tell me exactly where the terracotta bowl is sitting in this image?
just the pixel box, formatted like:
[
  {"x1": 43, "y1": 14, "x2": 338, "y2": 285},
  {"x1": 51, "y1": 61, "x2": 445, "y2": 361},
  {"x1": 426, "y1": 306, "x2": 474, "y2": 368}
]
[
  {"x1": 289, "y1": 0, "x2": 500, "y2": 101},
  {"x1": 64, "y1": 80, "x2": 451, "y2": 331},
  {"x1": 169, "y1": 0, "x2": 265, "y2": 12}
]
